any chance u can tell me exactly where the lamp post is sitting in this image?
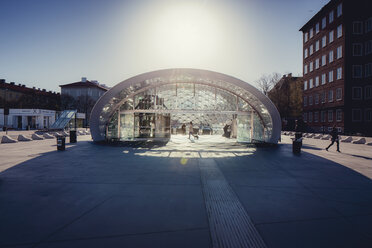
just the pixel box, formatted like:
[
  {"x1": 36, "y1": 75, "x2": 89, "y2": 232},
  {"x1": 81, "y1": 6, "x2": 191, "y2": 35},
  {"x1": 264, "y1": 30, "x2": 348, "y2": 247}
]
[{"x1": 3, "y1": 88, "x2": 9, "y2": 134}]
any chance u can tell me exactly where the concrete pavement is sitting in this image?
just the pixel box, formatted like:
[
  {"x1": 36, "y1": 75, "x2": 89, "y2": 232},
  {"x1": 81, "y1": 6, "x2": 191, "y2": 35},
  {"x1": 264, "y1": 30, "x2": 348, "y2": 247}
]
[{"x1": 1, "y1": 135, "x2": 372, "y2": 247}]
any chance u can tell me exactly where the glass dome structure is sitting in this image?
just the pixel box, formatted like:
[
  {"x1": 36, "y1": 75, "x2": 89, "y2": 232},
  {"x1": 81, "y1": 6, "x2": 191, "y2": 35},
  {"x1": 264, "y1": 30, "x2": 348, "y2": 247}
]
[{"x1": 90, "y1": 68, "x2": 281, "y2": 144}]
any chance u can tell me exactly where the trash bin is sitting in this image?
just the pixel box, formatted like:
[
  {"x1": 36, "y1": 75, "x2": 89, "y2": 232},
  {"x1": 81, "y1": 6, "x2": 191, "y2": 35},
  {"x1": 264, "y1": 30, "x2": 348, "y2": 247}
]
[
  {"x1": 57, "y1": 136, "x2": 65, "y2": 151},
  {"x1": 292, "y1": 137, "x2": 302, "y2": 154},
  {"x1": 70, "y1": 130, "x2": 77, "y2": 143}
]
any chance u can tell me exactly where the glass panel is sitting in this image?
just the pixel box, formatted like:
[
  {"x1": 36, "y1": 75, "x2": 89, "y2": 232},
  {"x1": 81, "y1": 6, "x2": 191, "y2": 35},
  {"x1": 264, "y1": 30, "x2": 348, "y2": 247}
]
[
  {"x1": 238, "y1": 97, "x2": 251, "y2": 111},
  {"x1": 216, "y1": 88, "x2": 237, "y2": 111},
  {"x1": 134, "y1": 88, "x2": 155, "y2": 110},
  {"x1": 120, "y1": 113, "x2": 134, "y2": 140},
  {"x1": 195, "y1": 84, "x2": 216, "y2": 110},
  {"x1": 134, "y1": 113, "x2": 155, "y2": 138},
  {"x1": 176, "y1": 83, "x2": 194, "y2": 110},
  {"x1": 252, "y1": 113, "x2": 264, "y2": 142},
  {"x1": 237, "y1": 114, "x2": 251, "y2": 142},
  {"x1": 107, "y1": 111, "x2": 118, "y2": 140},
  {"x1": 154, "y1": 113, "x2": 171, "y2": 138},
  {"x1": 157, "y1": 84, "x2": 177, "y2": 110}
]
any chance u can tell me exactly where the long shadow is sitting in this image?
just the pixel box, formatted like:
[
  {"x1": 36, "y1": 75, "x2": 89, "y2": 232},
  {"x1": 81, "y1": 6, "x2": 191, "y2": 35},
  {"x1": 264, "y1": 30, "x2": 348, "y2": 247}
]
[{"x1": 1, "y1": 140, "x2": 372, "y2": 247}]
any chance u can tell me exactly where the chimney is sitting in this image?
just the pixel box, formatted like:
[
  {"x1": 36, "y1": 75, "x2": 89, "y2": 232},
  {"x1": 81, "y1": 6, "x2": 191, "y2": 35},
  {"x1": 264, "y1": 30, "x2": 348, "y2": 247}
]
[
  {"x1": 288, "y1": 73, "x2": 292, "y2": 77},
  {"x1": 81, "y1": 77, "x2": 87, "y2": 82}
]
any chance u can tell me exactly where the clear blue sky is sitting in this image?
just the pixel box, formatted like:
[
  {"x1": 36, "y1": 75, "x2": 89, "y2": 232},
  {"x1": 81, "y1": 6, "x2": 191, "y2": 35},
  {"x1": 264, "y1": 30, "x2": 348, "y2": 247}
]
[{"x1": 0, "y1": 0, "x2": 329, "y2": 92}]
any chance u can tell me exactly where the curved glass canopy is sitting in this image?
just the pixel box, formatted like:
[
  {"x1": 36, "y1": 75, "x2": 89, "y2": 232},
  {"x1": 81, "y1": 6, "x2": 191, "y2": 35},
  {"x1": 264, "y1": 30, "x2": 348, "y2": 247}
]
[{"x1": 90, "y1": 69, "x2": 281, "y2": 144}]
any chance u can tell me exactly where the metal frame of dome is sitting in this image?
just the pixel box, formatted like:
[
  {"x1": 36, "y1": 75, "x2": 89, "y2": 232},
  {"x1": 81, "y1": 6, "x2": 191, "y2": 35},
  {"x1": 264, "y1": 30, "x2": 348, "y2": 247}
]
[{"x1": 90, "y1": 68, "x2": 281, "y2": 144}]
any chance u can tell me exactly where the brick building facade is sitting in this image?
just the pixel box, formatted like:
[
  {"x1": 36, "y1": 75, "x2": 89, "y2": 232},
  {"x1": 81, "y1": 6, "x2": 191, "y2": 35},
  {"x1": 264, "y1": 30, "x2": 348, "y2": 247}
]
[{"x1": 300, "y1": 0, "x2": 372, "y2": 135}]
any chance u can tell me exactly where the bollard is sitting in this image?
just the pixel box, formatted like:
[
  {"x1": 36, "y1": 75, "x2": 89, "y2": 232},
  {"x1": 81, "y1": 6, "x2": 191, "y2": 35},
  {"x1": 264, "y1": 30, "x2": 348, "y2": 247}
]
[{"x1": 57, "y1": 136, "x2": 66, "y2": 151}]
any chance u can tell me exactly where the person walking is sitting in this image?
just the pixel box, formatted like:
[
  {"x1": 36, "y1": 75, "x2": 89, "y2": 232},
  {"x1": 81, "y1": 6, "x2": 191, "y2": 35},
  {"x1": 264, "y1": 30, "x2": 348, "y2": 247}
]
[{"x1": 326, "y1": 125, "x2": 340, "y2": 152}]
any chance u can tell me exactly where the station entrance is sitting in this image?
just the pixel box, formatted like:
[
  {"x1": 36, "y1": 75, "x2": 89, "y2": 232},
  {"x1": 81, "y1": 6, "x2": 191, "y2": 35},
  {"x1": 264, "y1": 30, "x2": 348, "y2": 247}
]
[{"x1": 90, "y1": 69, "x2": 281, "y2": 144}]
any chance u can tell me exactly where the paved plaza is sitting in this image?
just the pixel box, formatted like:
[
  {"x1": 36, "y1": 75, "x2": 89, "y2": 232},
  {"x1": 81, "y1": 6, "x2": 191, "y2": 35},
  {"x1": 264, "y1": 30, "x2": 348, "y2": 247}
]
[{"x1": 1, "y1": 134, "x2": 372, "y2": 247}]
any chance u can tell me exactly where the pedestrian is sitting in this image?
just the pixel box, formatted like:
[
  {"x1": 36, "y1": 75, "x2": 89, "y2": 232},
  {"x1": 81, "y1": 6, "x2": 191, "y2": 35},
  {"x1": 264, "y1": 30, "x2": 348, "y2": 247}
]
[
  {"x1": 188, "y1": 121, "x2": 198, "y2": 139},
  {"x1": 326, "y1": 125, "x2": 340, "y2": 152}
]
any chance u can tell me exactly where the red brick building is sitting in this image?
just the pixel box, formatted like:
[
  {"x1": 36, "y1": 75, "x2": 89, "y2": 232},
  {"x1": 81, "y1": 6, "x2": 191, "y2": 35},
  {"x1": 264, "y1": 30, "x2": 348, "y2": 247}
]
[{"x1": 300, "y1": 0, "x2": 372, "y2": 135}]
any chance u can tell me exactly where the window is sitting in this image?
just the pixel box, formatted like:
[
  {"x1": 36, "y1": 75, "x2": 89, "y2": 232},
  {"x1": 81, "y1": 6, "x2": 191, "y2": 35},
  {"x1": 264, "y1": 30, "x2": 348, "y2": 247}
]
[
  {"x1": 365, "y1": 86, "x2": 372, "y2": 99},
  {"x1": 316, "y1": 23, "x2": 320, "y2": 33},
  {"x1": 329, "y1": 50, "x2": 334, "y2": 63},
  {"x1": 353, "y1": 43, "x2": 363, "y2": 56},
  {"x1": 322, "y1": 73, "x2": 326, "y2": 84},
  {"x1": 366, "y1": 18, "x2": 372, "y2": 33},
  {"x1": 329, "y1": 11, "x2": 334, "y2": 23},
  {"x1": 328, "y1": 90, "x2": 334, "y2": 102},
  {"x1": 304, "y1": 48, "x2": 308, "y2": 58},
  {"x1": 304, "y1": 65, "x2": 308, "y2": 74},
  {"x1": 329, "y1": 70, "x2": 334, "y2": 82},
  {"x1": 337, "y1": 3, "x2": 342, "y2": 17},
  {"x1": 352, "y1": 65, "x2": 362, "y2": 78},
  {"x1": 366, "y1": 40, "x2": 372, "y2": 55},
  {"x1": 314, "y1": 111, "x2": 319, "y2": 122},
  {"x1": 336, "y1": 88, "x2": 342, "y2": 100},
  {"x1": 315, "y1": 76, "x2": 319, "y2": 86},
  {"x1": 309, "y1": 95, "x2": 313, "y2": 105},
  {"x1": 322, "y1": 36, "x2": 327, "y2": 47},
  {"x1": 304, "y1": 81, "x2": 308, "y2": 90},
  {"x1": 352, "y1": 109, "x2": 362, "y2": 122},
  {"x1": 304, "y1": 96, "x2": 307, "y2": 106},
  {"x1": 315, "y1": 58, "x2": 319, "y2": 69},
  {"x1": 315, "y1": 40, "x2": 320, "y2": 51},
  {"x1": 304, "y1": 32, "x2": 309, "y2": 42},
  {"x1": 321, "y1": 111, "x2": 325, "y2": 122},
  {"x1": 310, "y1": 61, "x2": 313, "y2": 72},
  {"x1": 309, "y1": 112, "x2": 313, "y2": 122},
  {"x1": 309, "y1": 78, "x2": 313, "y2": 88},
  {"x1": 337, "y1": 67, "x2": 342, "y2": 80},
  {"x1": 337, "y1": 24, "x2": 343, "y2": 38},
  {"x1": 322, "y1": 55, "x2": 326, "y2": 66},
  {"x1": 321, "y1": 91, "x2": 326, "y2": 103},
  {"x1": 337, "y1": 46, "x2": 342, "y2": 59},
  {"x1": 366, "y1": 109, "x2": 372, "y2": 122},
  {"x1": 315, "y1": 94, "x2": 319, "y2": 104},
  {"x1": 304, "y1": 113, "x2": 308, "y2": 122},
  {"x1": 328, "y1": 110, "x2": 333, "y2": 122},
  {"x1": 322, "y1": 17, "x2": 326, "y2": 29},
  {"x1": 329, "y1": 30, "x2": 334, "y2": 43},
  {"x1": 310, "y1": 44, "x2": 314, "y2": 55},
  {"x1": 352, "y1": 87, "x2": 362, "y2": 99},
  {"x1": 353, "y1": 22, "x2": 363, "y2": 34},
  {"x1": 310, "y1": 28, "x2": 314, "y2": 38},
  {"x1": 365, "y1": 63, "x2": 372, "y2": 77},
  {"x1": 336, "y1": 109, "x2": 342, "y2": 122}
]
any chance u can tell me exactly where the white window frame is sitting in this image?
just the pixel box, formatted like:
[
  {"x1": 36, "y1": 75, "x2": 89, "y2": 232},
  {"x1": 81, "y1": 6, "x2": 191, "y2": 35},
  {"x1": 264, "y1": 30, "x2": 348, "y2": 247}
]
[
  {"x1": 322, "y1": 55, "x2": 326, "y2": 66},
  {"x1": 336, "y1": 88, "x2": 342, "y2": 100},
  {"x1": 366, "y1": 18, "x2": 372, "y2": 33},
  {"x1": 310, "y1": 44, "x2": 314, "y2": 55},
  {"x1": 328, "y1": 90, "x2": 334, "y2": 102},
  {"x1": 329, "y1": 10, "x2": 334, "y2": 23},
  {"x1": 304, "y1": 32, "x2": 309, "y2": 42},
  {"x1": 315, "y1": 76, "x2": 319, "y2": 87},
  {"x1": 365, "y1": 86, "x2": 372, "y2": 100},
  {"x1": 365, "y1": 109, "x2": 372, "y2": 122},
  {"x1": 304, "y1": 48, "x2": 308, "y2": 58},
  {"x1": 316, "y1": 23, "x2": 320, "y2": 33},
  {"x1": 304, "y1": 81, "x2": 308, "y2": 90},
  {"x1": 310, "y1": 28, "x2": 314, "y2": 38},
  {"x1": 315, "y1": 94, "x2": 319, "y2": 105},
  {"x1": 337, "y1": 67, "x2": 342, "y2": 80},
  {"x1": 336, "y1": 109, "x2": 342, "y2": 122},
  {"x1": 352, "y1": 87, "x2": 362, "y2": 100},
  {"x1": 315, "y1": 40, "x2": 320, "y2": 51},
  {"x1": 309, "y1": 95, "x2": 313, "y2": 106},
  {"x1": 353, "y1": 43, "x2": 363, "y2": 56},
  {"x1": 352, "y1": 65, "x2": 363, "y2": 78},
  {"x1": 304, "y1": 64, "x2": 308, "y2": 74},
  {"x1": 309, "y1": 78, "x2": 313, "y2": 88},
  {"x1": 353, "y1": 21, "x2": 363, "y2": 34},
  {"x1": 328, "y1": 110, "x2": 333, "y2": 122},
  {"x1": 329, "y1": 30, "x2": 334, "y2": 43},
  {"x1": 322, "y1": 17, "x2": 326, "y2": 29},
  {"x1": 366, "y1": 40, "x2": 372, "y2": 55},
  {"x1": 315, "y1": 58, "x2": 319, "y2": 69},
  {"x1": 337, "y1": 3, "x2": 342, "y2": 17},
  {"x1": 329, "y1": 50, "x2": 334, "y2": 63},
  {"x1": 322, "y1": 36, "x2": 326, "y2": 47},
  {"x1": 329, "y1": 70, "x2": 334, "y2": 82},
  {"x1": 337, "y1": 24, "x2": 343, "y2": 38},
  {"x1": 310, "y1": 61, "x2": 313, "y2": 72},
  {"x1": 321, "y1": 73, "x2": 326, "y2": 84},
  {"x1": 337, "y1": 46, "x2": 342, "y2": 59},
  {"x1": 365, "y1": 63, "x2": 372, "y2": 77}
]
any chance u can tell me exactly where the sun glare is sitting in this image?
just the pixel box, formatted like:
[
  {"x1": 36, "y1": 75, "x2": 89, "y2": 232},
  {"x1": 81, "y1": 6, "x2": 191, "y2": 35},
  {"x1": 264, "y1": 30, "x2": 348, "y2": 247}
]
[{"x1": 140, "y1": 2, "x2": 226, "y2": 65}]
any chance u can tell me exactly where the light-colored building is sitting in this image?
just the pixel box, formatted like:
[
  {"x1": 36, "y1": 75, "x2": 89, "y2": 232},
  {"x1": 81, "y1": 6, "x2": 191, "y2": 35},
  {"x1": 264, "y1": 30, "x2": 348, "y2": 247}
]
[{"x1": 0, "y1": 108, "x2": 56, "y2": 130}]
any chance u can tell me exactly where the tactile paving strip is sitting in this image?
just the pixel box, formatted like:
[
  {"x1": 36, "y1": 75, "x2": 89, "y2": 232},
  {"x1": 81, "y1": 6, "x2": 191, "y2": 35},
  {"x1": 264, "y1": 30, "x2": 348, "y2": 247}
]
[{"x1": 199, "y1": 159, "x2": 267, "y2": 248}]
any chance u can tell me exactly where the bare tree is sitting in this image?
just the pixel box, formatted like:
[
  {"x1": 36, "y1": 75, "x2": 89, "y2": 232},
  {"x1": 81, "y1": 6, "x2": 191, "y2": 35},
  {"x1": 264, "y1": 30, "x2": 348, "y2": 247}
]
[{"x1": 255, "y1": 72, "x2": 281, "y2": 95}]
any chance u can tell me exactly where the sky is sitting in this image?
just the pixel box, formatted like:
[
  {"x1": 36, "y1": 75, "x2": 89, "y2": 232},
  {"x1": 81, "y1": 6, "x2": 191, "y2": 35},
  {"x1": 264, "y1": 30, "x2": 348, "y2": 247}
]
[{"x1": 0, "y1": 0, "x2": 329, "y2": 92}]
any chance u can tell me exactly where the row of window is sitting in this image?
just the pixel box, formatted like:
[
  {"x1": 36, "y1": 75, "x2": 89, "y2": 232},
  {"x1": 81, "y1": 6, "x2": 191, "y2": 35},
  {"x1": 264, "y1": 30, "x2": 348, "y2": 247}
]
[
  {"x1": 304, "y1": 109, "x2": 342, "y2": 123},
  {"x1": 304, "y1": 68, "x2": 342, "y2": 90},
  {"x1": 353, "y1": 64, "x2": 372, "y2": 78},
  {"x1": 353, "y1": 41, "x2": 372, "y2": 56},
  {"x1": 304, "y1": 109, "x2": 372, "y2": 123},
  {"x1": 304, "y1": 26, "x2": 342, "y2": 58},
  {"x1": 304, "y1": 46, "x2": 342, "y2": 74},
  {"x1": 304, "y1": 3, "x2": 342, "y2": 43},
  {"x1": 304, "y1": 88, "x2": 342, "y2": 106},
  {"x1": 352, "y1": 86, "x2": 372, "y2": 100},
  {"x1": 353, "y1": 19, "x2": 372, "y2": 34}
]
